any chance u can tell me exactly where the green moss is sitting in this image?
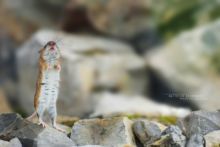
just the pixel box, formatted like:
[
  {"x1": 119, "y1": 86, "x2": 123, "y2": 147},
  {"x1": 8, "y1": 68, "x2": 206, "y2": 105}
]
[
  {"x1": 60, "y1": 120, "x2": 78, "y2": 127},
  {"x1": 13, "y1": 107, "x2": 28, "y2": 118},
  {"x1": 212, "y1": 144, "x2": 220, "y2": 147},
  {"x1": 157, "y1": 116, "x2": 177, "y2": 125},
  {"x1": 77, "y1": 48, "x2": 108, "y2": 56},
  {"x1": 126, "y1": 114, "x2": 177, "y2": 125},
  {"x1": 210, "y1": 51, "x2": 220, "y2": 74}
]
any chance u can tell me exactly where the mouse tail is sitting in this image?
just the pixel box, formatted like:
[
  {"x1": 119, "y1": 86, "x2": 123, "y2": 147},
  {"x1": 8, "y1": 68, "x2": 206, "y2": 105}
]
[{"x1": 26, "y1": 111, "x2": 37, "y2": 121}]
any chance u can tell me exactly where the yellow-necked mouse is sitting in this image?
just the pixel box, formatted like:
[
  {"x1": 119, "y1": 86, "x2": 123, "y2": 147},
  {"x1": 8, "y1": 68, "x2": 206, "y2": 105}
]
[{"x1": 26, "y1": 41, "x2": 63, "y2": 132}]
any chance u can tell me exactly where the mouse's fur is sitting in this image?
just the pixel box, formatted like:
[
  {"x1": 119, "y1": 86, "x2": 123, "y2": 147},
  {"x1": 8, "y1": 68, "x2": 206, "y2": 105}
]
[{"x1": 26, "y1": 41, "x2": 63, "y2": 132}]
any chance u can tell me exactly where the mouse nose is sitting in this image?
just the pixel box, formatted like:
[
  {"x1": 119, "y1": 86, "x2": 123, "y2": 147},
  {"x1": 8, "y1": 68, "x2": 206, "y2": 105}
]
[{"x1": 48, "y1": 41, "x2": 56, "y2": 46}]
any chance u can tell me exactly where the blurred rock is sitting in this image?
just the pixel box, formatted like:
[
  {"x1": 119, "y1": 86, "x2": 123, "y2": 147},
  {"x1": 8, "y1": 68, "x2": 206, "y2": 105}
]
[
  {"x1": 17, "y1": 30, "x2": 148, "y2": 117},
  {"x1": 0, "y1": 140, "x2": 10, "y2": 147},
  {"x1": 63, "y1": 0, "x2": 150, "y2": 38},
  {"x1": 133, "y1": 120, "x2": 161, "y2": 146},
  {"x1": 178, "y1": 111, "x2": 220, "y2": 137},
  {"x1": 149, "y1": 0, "x2": 220, "y2": 38},
  {"x1": 9, "y1": 138, "x2": 22, "y2": 147},
  {"x1": 90, "y1": 93, "x2": 190, "y2": 118},
  {"x1": 0, "y1": 113, "x2": 75, "y2": 147},
  {"x1": 147, "y1": 20, "x2": 220, "y2": 110},
  {"x1": 186, "y1": 134, "x2": 205, "y2": 147},
  {"x1": 2, "y1": 0, "x2": 68, "y2": 28},
  {"x1": 70, "y1": 117, "x2": 135, "y2": 146},
  {"x1": 0, "y1": 90, "x2": 12, "y2": 113},
  {"x1": 0, "y1": 29, "x2": 18, "y2": 83},
  {"x1": 153, "y1": 125, "x2": 186, "y2": 147},
  {"x1": 61, "y1": 0, "x2": 161, "y2": 54},
  {"x1": 205, "y1": 130, "x2": 220, "y2": 147}
]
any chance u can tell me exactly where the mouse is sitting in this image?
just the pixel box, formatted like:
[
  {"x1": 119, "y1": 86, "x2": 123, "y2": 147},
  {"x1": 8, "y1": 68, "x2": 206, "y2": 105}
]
[{"x1": 26, "y1": 41, "x2": 64, "y2": 132}]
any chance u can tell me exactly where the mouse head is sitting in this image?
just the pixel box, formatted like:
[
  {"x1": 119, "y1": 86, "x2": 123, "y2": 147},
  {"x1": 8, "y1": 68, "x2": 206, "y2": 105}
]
[{"x1": 40, "y1": 41, "x2": 61, "y2": 62}]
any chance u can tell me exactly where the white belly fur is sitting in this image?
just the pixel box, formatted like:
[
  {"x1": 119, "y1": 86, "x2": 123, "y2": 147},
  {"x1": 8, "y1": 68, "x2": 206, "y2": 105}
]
[{"x1": 39, "y1": 69, "x2": 60, "y2": 108}]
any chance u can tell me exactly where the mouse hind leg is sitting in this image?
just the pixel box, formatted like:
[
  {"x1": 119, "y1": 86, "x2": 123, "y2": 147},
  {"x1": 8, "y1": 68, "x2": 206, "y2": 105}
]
[
  {"x1": 37, "y1": 100, "x2": 48, "y2": 128},
  {"x1": 48, "y1": 101, "x2": 64, "y2": 132},
  {"x1": 48, "y1": 85, "x2": 65, "y2": 132}
]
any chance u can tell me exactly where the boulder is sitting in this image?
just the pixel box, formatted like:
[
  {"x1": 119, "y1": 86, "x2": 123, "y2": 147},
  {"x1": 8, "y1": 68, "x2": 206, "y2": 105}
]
[
  {"x1": 152, "y1": 125, "x2": 186, "y2": 147},
  {"x1": 64, "y1": 0, "x2": 151, "y2": 39},
  {"x1": 186, "y1": 134, "x2": 205, "y2": 147},
  {"x1": 17, "y1": 30, "x2": 147, "y2": 117},
  {"x1": 132, "y1": 120, "x2": 161, "y2": 146},
  {"x1": 147, "y1": 20, "x2": 220, "y2": 110},
  {"x1": 90, "y1": 93, "x2": 190, "y2": 118},
  {"x1": 0, "y1": 90, "x2": 12, "y2": 113},
  {"x1": 0, "y1": 140, "x2": 10, "y2": 147},
  {"x1": 70, "y1": 117, "x2": 135, "y2": 146},
  {"x1": 0, "y1": 113, "x2": 75, "y2": 147},
  {"x1": 205, "y1": 130, "x2": 220, "y2": 147},
  {"x1": 178, "y1": 111, "x2": 220, "y2": 137}
]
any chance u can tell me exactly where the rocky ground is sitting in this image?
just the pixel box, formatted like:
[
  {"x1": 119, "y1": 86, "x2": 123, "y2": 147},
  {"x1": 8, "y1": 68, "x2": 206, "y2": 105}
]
[
  {"x1": 1, "y1": 0, "x2": 220, "y2": 147},
  {"x1": 0, "y1": 111, "x2": 220, "y2": 147}
]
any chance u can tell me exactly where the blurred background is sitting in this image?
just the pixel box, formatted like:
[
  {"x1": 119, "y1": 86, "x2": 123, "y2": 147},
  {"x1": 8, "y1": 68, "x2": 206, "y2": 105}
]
[{"x1": 0, "y1": 0, "x2": 220, "y2": 119}]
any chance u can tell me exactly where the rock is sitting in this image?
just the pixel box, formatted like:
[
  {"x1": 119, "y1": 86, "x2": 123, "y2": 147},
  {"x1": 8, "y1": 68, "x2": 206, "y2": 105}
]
[
  {"x1": 9, "y1": 138, "x2": 22, "y2": 147},
  {"x1": 0, "y1": 90, "x2": 12, "y2": 113},
  {"x1": 2, "y1": 0, "x2": 67, "y2": 27},
  {"x1": 132, "y1": 120, "x2": 161, "y2": 146},
  {"x1": 0, "y1": 140, "x2": 10, "y2": 147},
  {"x1": 178, "y1": 110, "x2": 220, "y2": 137},
  {"x1": 64, "y1": 0, "x2": 151, "y2": 39},
  {"x1": 147, "y1": 20, "x2": 220, "y2": 110},
  {"x1": 0, "y1": 113, "x2": 75, "y2": 147},
  {"x1": 90, "y1": 93, "x2": 190, "y2": 118},
  {"x1": 149, "y1": 0, "x2": 220, "y2": 38},
  {"x1": 155, "y1": 125, "x2": 186, "y2": 147},
  {"x1": 205, "y1": 130, "x2": 220, "y2": 147},
  {"x1": 62, "y1": 0, "x2": 161, "y2": 53},
  {"x1": 70, "y1": 117, "x2": 135, "y2": 146},
  {"x1": 186, "y1": 134, "x2": 205, "y2": 147},
  {"x1": 17, "y1": 29, "x2": 147, "y2": 117}
]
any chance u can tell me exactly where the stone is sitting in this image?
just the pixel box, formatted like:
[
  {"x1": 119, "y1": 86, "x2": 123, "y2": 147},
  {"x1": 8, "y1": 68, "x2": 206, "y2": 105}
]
[
  {"x1": 9, "y1": 138, "x2": 22, "y2": 147},
  {"x1": 0, "y1": 140, "x2": 10, "y2": 147},
  {"x1": 64, "y1": 0, "x2": 151, "y2": 39},
  {"x1": 149, "y1": 0, "x2": 220, "y2": 38},
  {"x1": 186, "y1": 134, "x2": 205, "y2": 147},
  {"x1": 17, "y1": 29, "x2": 147, "y2": 117},
  {"x1": 90, "y1": 93, "x2": 190, "y2": 118},
  {"x1": 205, "y1": 130, "x2": 220, "y2": 147},
  {"x1": 0, "y1": 113, "x2": 75, "y2": 147},
  {"x1": 178, "y1": 110, "x2": 220, "y2": 137},
  {"x1": 157, "y1": 125, "x2": 186, "y2": 147},
  {"x1": 147, "y1": 19, "x2": 220, "y2": 110},
  {"x1": 0, "y1": 90, "x2": 12, "y2": 113},
  {"x1": 70, "y1": 117, "x2": 135, "y2": 146},
  {"x1": 132, "y1": 120, "x2": 161, "y2": 146}
]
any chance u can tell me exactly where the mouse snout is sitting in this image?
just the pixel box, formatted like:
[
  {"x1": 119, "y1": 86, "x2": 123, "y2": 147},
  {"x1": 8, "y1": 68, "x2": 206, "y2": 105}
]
[
  {"x1": 48, "y1": 41, "x2": 56, "y2": 47},
  {"x1": 50, "y1": 47, "x2": 55, "y2": 51}
]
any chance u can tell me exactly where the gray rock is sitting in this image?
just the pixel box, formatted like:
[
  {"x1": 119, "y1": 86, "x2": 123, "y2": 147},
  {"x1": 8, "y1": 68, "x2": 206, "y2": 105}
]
[
  {"x1": 132, "y1": 120, "x2": 161, "y2": 146},
  {"x1": 0, "y1": 113, "x2": 75, "y2": 147},
  {"x1": 0, "y1": 140, "x2": 10, "y2": 147},
  {"x1": 186, "y1": 134, "x2": 205, "y2": 147},
  {"x1": 90, "y1": 93, "x2": 190, "y2": 118},
  {"x1": 70, "y1": 117, "x2": 135, "y2": 146},
  {"x1": 178, "y1": 110, "x2": 220, "y2": 137},
  {"x1": 69, "y1": 0, "x2": 151, "y2": 39},
  {"x1": 205, "y1": 130, "x2": 220, "y2": 147},
  {"x1": 17, "y1": 30, "x2": 147, "y2": 117},
  {"x1": 147, "y1": 19, "x2": 220, "y2": 110},
  {"x1": 9, "y1": 138, "x2": 22, "y2": 147},
  {"x1": 159, "y1": 125, "x2": 186, "y2": 147}
]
